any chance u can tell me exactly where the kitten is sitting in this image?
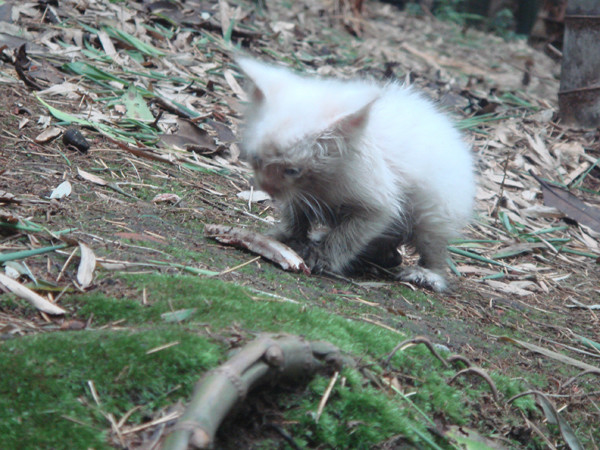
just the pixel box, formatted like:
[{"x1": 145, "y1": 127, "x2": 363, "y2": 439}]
[{"x1": 236, "y1": 57, "x2": 475, "y2": 292}]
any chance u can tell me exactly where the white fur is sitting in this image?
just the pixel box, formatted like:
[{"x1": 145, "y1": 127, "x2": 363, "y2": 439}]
[{"x1": 237, "y1": 57, "x2": 475, "y2": 292}]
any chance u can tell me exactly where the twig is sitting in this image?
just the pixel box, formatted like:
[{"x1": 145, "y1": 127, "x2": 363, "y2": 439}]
[
  {"x1": 491, "y1": 154, "x2": 511, "y2": 221},
  {"x1": 448, "y1": 367, "x2": 500, "y2": 402},
  {"x1": 265, "y1": 423, "x2": 302, "y2": 450},
  {"x1": 385, "y1": 336, "x2": 449, "y2": 368},
  {"x1": 315, "y1": 371, "x2": 339, "y2": 423},
  {"x1": 562, "y1": 369, "x2": 600, "y2": 389},
  {"x1": 219, "y1": 256, "x2": 261, "y2": 275}
]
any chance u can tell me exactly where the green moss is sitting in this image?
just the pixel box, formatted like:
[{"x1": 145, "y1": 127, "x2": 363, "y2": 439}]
[
  {"x1": 0, "y1": 328, "x2": 220, "y2": 449},
  {"x1": 68, "y1": 292, "x2": 149, "y2": 324},
  {"x1": 283, "y1": 368, "x2": 459, "y2": 448},
  {"x1": 1, "y1": 273, "x2": 539, "y2": 448},
  {"x1": 492, "y1": 373, "x2": 537, "y2": 415},
  {"x1": 114, "y1": 273, "x2": 406, "y2": 357}
]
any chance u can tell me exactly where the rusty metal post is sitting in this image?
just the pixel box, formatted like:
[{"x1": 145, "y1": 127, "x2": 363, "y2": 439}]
[{"x1": 558, "y1": 0, "x2": 600, "y2": 128}]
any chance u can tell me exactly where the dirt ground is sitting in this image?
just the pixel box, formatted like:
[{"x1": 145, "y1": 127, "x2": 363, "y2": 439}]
[{"x1": 1, "y1": 0, "x2": 600, "y2": 447}]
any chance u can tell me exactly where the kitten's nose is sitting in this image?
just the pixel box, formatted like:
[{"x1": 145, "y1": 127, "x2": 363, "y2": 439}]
[{"x1": 259, "y1": 182, "x2": 279, "y2": 197}]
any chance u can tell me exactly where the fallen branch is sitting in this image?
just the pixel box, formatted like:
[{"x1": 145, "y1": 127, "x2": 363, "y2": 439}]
[
  {"x1": 204, "y1": 224, "x2": 311, "y2": 275},
  {"x1": 162, "y1": 334, "x2": 352, "y2": 450}
]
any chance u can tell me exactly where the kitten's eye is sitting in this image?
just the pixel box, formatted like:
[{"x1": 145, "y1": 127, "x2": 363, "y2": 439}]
[{"x1": 283, "y1": 167, "x2": 301, "y2": 177}]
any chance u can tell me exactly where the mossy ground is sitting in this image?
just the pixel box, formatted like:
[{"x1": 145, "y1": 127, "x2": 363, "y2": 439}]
[
  {"x1": 1, "y1": 274, "x2": 539, "y2": 448},
  {"x1": 1, "y1": 0, "x2": 600, "y2": 447}
]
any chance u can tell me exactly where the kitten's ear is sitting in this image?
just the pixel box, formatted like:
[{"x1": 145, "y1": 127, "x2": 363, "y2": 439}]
[
  {"x1": 330, "y1": 95, "x2": 379, "y2": 137},
  {"x1": 236, "y1": 57, "x2": 267, "y2": 105},
  {"x1": 236, "y1": 56, "x2": 299, "y2": 106}
]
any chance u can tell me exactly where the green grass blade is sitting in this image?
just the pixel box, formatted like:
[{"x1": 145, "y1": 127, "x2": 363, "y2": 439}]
[
  {"x1": 63, "y1": 61, "x2": 127, "y2": 83},
  {"x1": 103, "y1": 26, "x2": 165, "y2": 56},
  {"x1": 448, "y1": 246, "x2": 523, "y2": 272},
  {"x1": 147, "y1": 259, "x2": 220, "y2": 276},
  {"x1": 0, "y1": 244, "x2": 70, "y2": 263}
]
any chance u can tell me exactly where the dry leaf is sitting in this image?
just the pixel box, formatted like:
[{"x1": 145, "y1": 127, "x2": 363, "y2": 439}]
[
  {"x1": 97, "y1": 29, "x2": 121, "y2": 65},
  {"x1": 484, "y1": 279, "x2": 533, "y2": 296},
  {"x1": 34, "y1": 126, "x2": 61, "y2": 143},
  {"x1": 49, "y1": 180, "x2": 72, "y2": 200},
  {"x1": 236, "y1": 190, "x2": 270, "y2": 202},
  {"x1": 225, "y1": 68, "x2": 246, "y2": 100},
  {"x1": 77, "y1": 243, "x2": 96, "y2": 288},
  {"x1": 526, "y1": 133, "x2": 554, "y2": 168},
  {"x1": 0, "y1": 191, "x2": 21, "y2": 205},
  {"x1": 0, "y1": 272, "x2": 66, "y2": 315},
  {"x1": 532, "y1": 172, "x2": 600, "y2": 233},
  {"x1": 153, "y1": 193, "x2": 181, "y2": 203},
  {"x1": 159, "y1": 119, "x2": 217, "y2": 152},
  {"x1": 499, "y1": 336, "x2": 600, "y2": 372},
  {"x1": 77, "y1": 167, "x2": 108, "y2": 186}
]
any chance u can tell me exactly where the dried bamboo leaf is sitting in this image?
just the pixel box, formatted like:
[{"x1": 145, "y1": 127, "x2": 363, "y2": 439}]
[
  {"x1": 76, "y1": 243, "x2": 96, "y2": 288},
  {"x1": 499, "y1": 336, "x2": 600, "y2": 372},
  {"x1": 34, "y1": 126, "x2": 62, "y2": 143},
  {"x1": 484, "y1": 280, "x2": 533, "y2": 296},
  {"x1": 531, "y1": 172, "x2": 600, "y2": 233},
  {"x1": 0, "y1": 272, "x2": 66, "y2": 315},
  {"x1": 159, "y1": 119, "x2": 217, "y2": 152},
  {"x1": 49, "y1": 181, "x2": 72, "y2": 200},
  {"x1": 236, "y1": 190, "x2": 270, "y2": 202},
  {"x1": 77, "y1": 168, "x2": 108, "y2": 186}
]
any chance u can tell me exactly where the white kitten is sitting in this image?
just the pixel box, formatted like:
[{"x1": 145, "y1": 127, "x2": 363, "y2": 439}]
[{"x1": 236, "y1": 57, "x2": 475, "y2": 292}]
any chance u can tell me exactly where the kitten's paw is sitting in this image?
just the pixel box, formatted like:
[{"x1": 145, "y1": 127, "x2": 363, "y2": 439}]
[
  {"x1": 398, "y1": 267, "x2": 448, "y2": 293},
  {"x1": 268, "y1": 228, "x2": 293, "y2": 244},
  {"x1": 302, "y1": 245, "x2": 331, "y2": 274},
  {"x1": 269, "y1": 230, "x2": 308, "y2": 254}
]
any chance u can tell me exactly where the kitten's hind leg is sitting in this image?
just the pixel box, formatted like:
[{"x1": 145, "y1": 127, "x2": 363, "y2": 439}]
[
  {"x1": 358, "y1": 236, "x2": 403, "y2": 270},
  {"x1": 305, "y1": 207, "x2": 391, "y2": 275},
  {"x1": 398, "y1": 225, "x2": 450, "y2": 293}
]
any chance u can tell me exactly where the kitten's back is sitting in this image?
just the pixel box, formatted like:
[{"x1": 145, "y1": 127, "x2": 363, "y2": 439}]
[{"x1": 366, "y1": 83, "x2": 475, "y2": 227}]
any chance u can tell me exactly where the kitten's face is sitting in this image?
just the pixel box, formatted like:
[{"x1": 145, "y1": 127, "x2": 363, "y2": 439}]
[
  {"x1": 236, "y1": 57, "x2": 377, "y2": 200},
  {"x1": 251, "y1": 156, "x2": 304, "y2": 199},
  {"x1": 246, "y1": 140, "x2": 315, "y2": 199}
]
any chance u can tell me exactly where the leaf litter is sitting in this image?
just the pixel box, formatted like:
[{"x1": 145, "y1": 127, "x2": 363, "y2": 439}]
[{"x1": 1, "y1": 0, "x2": 599, "y2": 447}]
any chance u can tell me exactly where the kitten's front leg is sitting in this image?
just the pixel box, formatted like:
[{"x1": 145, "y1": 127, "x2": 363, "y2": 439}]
[
  {"x1": 306, "y1": 207, "x2": 389, "y2": 275},
  {"x1": 270, "y1": 201, "x2": 311, "y2": 253}
]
